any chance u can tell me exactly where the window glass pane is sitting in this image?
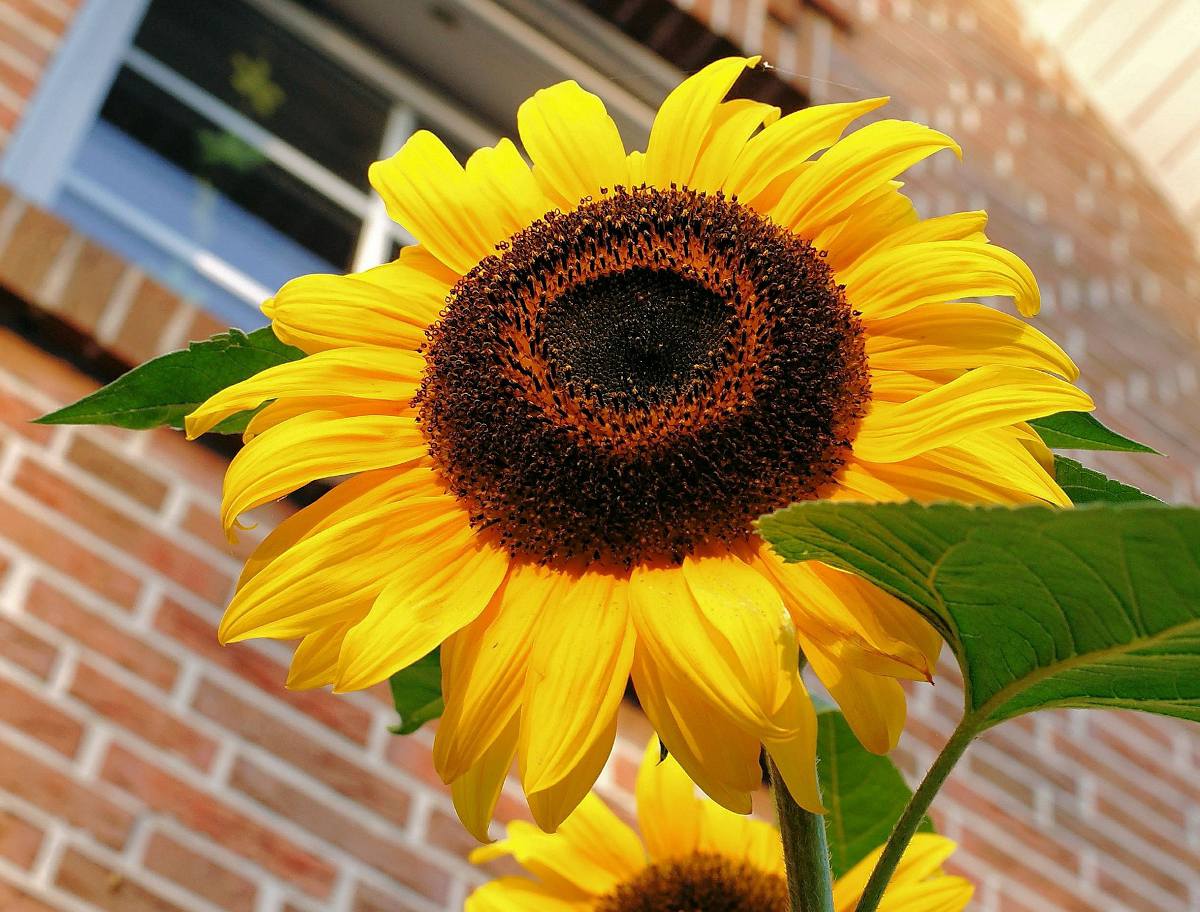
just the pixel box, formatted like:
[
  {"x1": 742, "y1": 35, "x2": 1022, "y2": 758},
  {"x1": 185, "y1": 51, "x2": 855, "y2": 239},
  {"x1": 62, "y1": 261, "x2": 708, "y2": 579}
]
[
  {"x1": 100, "y1": 65, "x2": 360, "y2": 269},
  {"x1": 133, "y1": 0, "x2": 391, "y2": 189}
]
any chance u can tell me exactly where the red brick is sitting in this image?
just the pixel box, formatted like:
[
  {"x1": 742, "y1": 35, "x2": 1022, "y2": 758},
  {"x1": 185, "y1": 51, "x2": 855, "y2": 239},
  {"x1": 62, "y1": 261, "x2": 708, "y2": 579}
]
[
  {"x1": 0, "y1": 205, "x2": 69, "y2": 301},
  {"x1": 966, "y1": 751, "x2": 1037, "y2": 810},
  {"x1": 7, "y1": 0, "x2": 72, "y2": 33},
  {"x1": 0, "y1": 882, "x2": 55, "y2": 912},
  {"x1": 0, "y1": 809, "x2": 42, "y2": 867},
  {"x1": 56, "y1": 241, "x2": 126, "y2": 332},
  {"x1": 0, "y1": 329, "x2": 97, "y2": 409},
  {"x1": 1, "y1": 495, "x2": 141, "y2": 608},
  {"x1": 229, "y1": 757, "x2": 448, "y2": 903},
  {"x1": 56, "y1": 848, "x2": 187, "y2": 912},
  {"x1": 100, "y1": 743, "x2": 336, "y2": 897},
  {"x1": 143, "y1": 831, "x2": 258, "y2": 912},
  {"x1": 352, "y1": 882, "x2": 424, "y2": 912},
  {"x1": 13, "y1": 458, "x2": 232, "y2": 604},
  {"x1": 25, "y1": 579, "x2": 177, "y2": 690},
  {"x1": 156, "y1": 598, "x2": 371, "y2": 745},
  {"x1": 942, "y1": 779, "x2": 1080, "y2": 875},
  {"x1": 110, "y1": 277, "x2": 184, "y2": 365},
  {"x1": 0, "y1": 740, "x2": 133, "y2": 848},
  {"x1": 66, "y1": 436, "x2": 170, "y2": 511},
  {"x1": 0, "y1": 387, "x2": 54, "y2": 444},
  {"x1": 193, "y1": 681, "x2": 410, "y2": 829},
  {"x1": 0, "y1": 616, "x2": 57, "y2": 679},
  {"x1": 0, "y1": 676, "x2": 82, "y2": 756},
  {"x1": 957, "y1": 828, "x2": 1095, "y2": 912},
  {"x1": 179, "y1": 501, "x2": 259, "y2": 561},
  {"x1": 70, "y1": 661, "x2": 216, "y2": 770},
  {"x1": 1053, "y1": 807, "x2": 1191, "y2": 901}
]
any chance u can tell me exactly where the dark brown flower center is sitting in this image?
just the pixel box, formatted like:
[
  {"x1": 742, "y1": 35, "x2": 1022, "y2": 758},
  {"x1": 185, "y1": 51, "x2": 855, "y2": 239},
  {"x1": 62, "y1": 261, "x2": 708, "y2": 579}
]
[
  {"x1": 595, "y1": 852, "x2": 788, "y2": 912},
  {"x1": 417, "y1": 186, "x2": 868, "y2": 565}
]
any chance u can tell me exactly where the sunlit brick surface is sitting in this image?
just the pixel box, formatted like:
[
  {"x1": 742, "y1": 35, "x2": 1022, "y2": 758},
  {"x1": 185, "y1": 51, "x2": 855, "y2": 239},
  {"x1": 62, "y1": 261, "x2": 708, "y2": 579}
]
[{"x1": 0, "y1": 1, "x2": 1199, "y2": 910}]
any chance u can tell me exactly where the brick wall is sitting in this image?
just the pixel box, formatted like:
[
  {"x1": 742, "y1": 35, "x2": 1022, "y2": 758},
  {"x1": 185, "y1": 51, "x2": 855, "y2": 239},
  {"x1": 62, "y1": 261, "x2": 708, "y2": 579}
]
[{"x1": 0, "y1": 1, "x2": 1198, "y2": 911}]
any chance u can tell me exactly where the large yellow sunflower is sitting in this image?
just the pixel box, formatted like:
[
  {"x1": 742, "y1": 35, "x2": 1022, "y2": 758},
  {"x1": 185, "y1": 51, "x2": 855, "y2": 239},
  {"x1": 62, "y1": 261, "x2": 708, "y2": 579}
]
[
  {"x1": 187, "y1": 56, "x2": 1092, "y2": 835},
  {"x1": 466, "y1": 739, "x2": 973, "y2": 911}
]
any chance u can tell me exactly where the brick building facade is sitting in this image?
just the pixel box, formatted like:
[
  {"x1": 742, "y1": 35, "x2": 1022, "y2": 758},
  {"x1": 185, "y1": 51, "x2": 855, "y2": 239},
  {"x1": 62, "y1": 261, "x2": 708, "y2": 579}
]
[{"x1": 0, "y1": 1, "x2": 1197, "y2": 910}]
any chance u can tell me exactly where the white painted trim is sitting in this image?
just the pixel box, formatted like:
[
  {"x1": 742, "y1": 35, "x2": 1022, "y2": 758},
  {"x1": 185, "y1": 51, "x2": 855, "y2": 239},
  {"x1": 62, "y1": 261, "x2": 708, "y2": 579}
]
[
  {"x1": 124, "y1": 46, "x2": 372, "y2": 218},
  {"x1": 63, "y1": 171, "x2": 272, "y2": 307},
  {"x1": 0, "y1": 0, "x2": 150, "y2": 205},
  {"x1": 351, "y1": 103, "x2": 418, "y2": 273}
]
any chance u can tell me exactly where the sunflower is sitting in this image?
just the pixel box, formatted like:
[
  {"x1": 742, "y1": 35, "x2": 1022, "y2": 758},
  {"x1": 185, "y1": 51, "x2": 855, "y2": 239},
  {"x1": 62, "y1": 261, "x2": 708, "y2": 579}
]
[
  {"x1": 186, "y1": 56, "x2": 1092, "y2": 835},
  {"x1": 466, "y1": 738, "x2": 973, "y2": 912}
]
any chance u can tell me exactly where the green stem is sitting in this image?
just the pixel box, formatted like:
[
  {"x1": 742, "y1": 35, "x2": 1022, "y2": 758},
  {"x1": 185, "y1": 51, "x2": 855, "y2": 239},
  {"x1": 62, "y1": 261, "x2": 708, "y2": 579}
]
[
  {"x1": 853, "y1": 720, "x2": 976, "y2": 912},
  {"x1": 769, "y1": 756, "x2": 834, "y2": 912}
]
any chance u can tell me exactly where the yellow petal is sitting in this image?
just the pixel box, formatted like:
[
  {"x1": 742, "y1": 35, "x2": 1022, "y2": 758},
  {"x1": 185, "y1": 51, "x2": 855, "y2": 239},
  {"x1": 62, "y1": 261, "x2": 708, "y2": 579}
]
[
  {"x1": 724, "y1": 96, "x2": 888, "y2": 201},
  {"x1": 860, "y1": 428, "x2": 1070, "y2": 507},
  {"x1": 526, "y1": 712, "x2": 620, "y2": 833},
  {"x1": 688, "y1": 99, "x2": 779, "y2": 193},
  {"x1": 465, "y1": 878, "x2": 589, "y2": 912},
  {"x1": 855, "y1": 209, "x2": 988, "y2": 263},
  {"x1": 750, "y1": 547, "x2": 932, "y2": 681},
  {"x1": 854, "y1": 365, "x2": 1094, "y2": 462},
  {"x1": 865, "y1": 302, "x2": 1078, "y2": 379},
  {"x1": 518, "y1": 81, "x2": 627, "y2": 208},
  {"x1": 478, "y1": 793, "x2": 644, "y2": 895},
  {"x1": 286, "y1": 620, "x2": 355, "y2": 690},
  {"x1": 466, "y1": 137, "x2": 549, "y2": 230},
  {"x1": 644, "y1": 56, "x2": 759, "y2": 189},
  {"x1": 630, "y1": 645, "x2": 760, "y2": 813},
  {"x1": 773, "y1": 120, "x2": 960, "y2": 236},
  {"x1": 519, "y1": 570, "x2": 635, "y2": 802},
  {"x1": 435, "y1": 563, "x2": 549, "y2": 781},
  {"x1": 696, "y1": 799, "x2": 786, "y2": 876},
  {"x1": 873, "y1": 878, "x2": 975, "y2": 912},
  {"x1": 241, "y1": 396, "x2": 402, "y2": 443},
  {"x1": 630, "y1": 554, "x2": 797, "y2": 737},
  {"x1": 237, "y1": 465, "x2": 442, "y2": 589},
  {"x1": 762, "y1": 678, "x2": 825, "y2": 814},
  {"x1": 635, "y1": 737, "x2": 703, "y2": 862},
  {"x1": 218, "y1": 496, "x2": 456, "y2": 642},
  {"x1": 843, "y1": 240, "x2": 1040, "y2": 320},
  {"x1": 370, "y1": 130, "x2": 506, "y2": 275},
  {"x1": 834, "y1": 834, "x2": 963, "y2": 912},
  {"x1": 334, "y1": 524, "x2": 510, "y2": 691},
  {"x1": 220, "y1": 410, "x2": 427, "y2": 534},
  {"x1": 803, "y1": 637, "x2": 907, "y2": 754},
  {"x1": 453, "y1": 712, "x2": 520, "y2": 843},
  {"x1": 817, "y1": 181, "x2": 918, "y2": 272},
  {"x1": 267, "y1": 271, "x2": 434, "y2": 354},
  {"x1": 185, "y1": 348, "x2": 423, "y2": 439}
]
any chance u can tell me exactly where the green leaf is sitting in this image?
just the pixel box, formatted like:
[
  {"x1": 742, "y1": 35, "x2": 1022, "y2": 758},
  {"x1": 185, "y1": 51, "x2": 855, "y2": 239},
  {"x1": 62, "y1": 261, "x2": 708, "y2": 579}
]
[
  {"x1": 1055, "y1": 457, "x2": 1159, "y2": 504},
  {"x1": 759, "y1": 502, "x2": 1200, "y2": 729},
  {"x1": 34, "y1": 327, "x2": 303, "y2": 433},
  {"x1": 388, "y1": 648, "x2": 444, "y2": 735},
  {"x1": 1029, "y1": 411, "x2": 1158, "y2": 454},
  {"x1": 817, "y1": 708, "x2": 931, "y2": 878}
]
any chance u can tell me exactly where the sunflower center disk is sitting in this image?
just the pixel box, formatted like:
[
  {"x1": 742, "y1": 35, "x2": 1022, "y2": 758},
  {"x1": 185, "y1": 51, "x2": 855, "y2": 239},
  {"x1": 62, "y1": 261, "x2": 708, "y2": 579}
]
[
  {"x1": 418, "y1": 186, "x2": 869, "y2": 565},
  {"x1": 595, "y1": 852, "x2": 789, "y2": 912}
]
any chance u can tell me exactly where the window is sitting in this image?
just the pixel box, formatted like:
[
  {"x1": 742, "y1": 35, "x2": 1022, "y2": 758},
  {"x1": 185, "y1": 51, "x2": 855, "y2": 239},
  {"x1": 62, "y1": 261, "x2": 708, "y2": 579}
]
[
  {"x1": 3, "y1": 0, "x2": 661, "y2": 329},
  {"x1": 2, "y1": 0, "x2": 494, "y2": 329}
]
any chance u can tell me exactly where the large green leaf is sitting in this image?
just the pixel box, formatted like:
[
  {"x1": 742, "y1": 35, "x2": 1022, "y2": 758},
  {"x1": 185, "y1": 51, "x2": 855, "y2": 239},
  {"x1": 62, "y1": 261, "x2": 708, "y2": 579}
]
[
  {"x1": 388, "y1": 648, "x2": 444, "y2": 735},
  {"x1": 35, "y1": 327, "x2": 302, "y2": 434},
  {"x1": 759, "y1": 503, "x2": 1200, "y2": 729},
  {"x1": 1030, "y1": 411, "x2": 1158, "y2": 453},
  {"x1": 1054, "y1": 456, "x2": 1158, "y2": 504},
  {"x1": 817, "y1": 708, "x2": 930, "y2": 878}
]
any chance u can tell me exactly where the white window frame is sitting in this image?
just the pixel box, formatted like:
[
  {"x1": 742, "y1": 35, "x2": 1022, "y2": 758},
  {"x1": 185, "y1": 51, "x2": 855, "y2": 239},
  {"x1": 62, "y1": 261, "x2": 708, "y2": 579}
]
[{"x1": 0, "y1": 0, "x2": 502, "y2": 321}]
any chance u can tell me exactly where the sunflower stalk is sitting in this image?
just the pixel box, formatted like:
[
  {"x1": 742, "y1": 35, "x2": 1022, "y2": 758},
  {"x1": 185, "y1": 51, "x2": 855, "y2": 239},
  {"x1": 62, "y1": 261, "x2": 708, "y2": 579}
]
[
  {"x1": 769, "y1": 755, "x2": 834, "y2": 912},
  {"x1": 853, "y1": 720, "x2": 976, "y2": 912}
]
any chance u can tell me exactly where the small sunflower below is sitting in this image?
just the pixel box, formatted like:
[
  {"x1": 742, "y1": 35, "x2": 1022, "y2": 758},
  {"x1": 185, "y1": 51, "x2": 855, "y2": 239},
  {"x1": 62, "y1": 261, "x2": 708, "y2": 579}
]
[{"x1": 594, "y1": 852, "x2": 789, "y2": 912}]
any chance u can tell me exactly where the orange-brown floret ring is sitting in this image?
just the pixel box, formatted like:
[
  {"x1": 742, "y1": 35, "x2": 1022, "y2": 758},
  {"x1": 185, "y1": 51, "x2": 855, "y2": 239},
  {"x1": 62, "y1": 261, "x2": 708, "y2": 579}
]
[{"x1": 416, "y1": 185, "x2": 870, "y2": 565}]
